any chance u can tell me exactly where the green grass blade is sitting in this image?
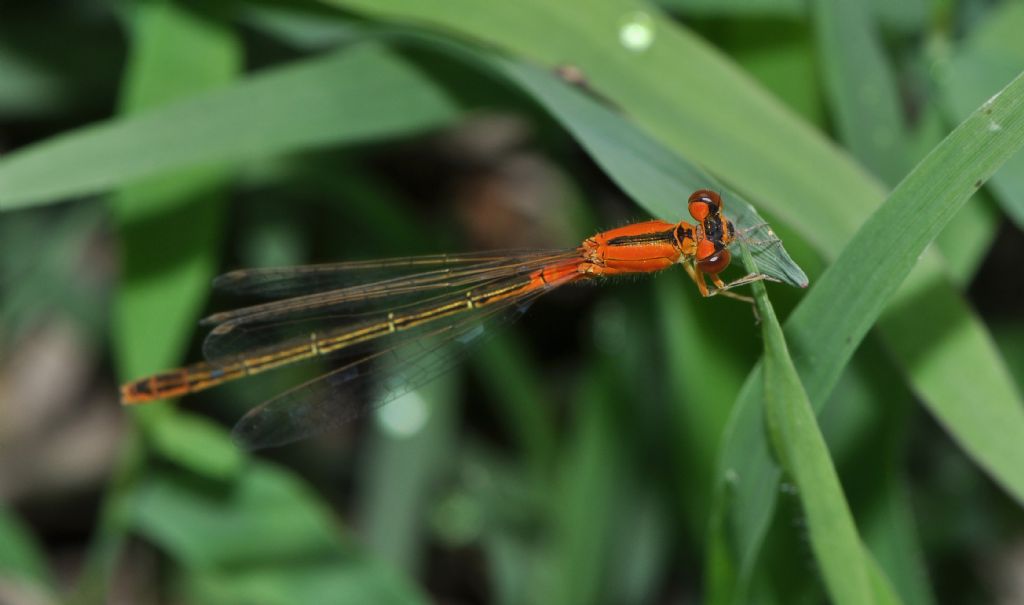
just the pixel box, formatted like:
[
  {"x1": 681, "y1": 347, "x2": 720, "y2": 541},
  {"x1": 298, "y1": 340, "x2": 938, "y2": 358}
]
[
  {"x1": 133, "y1": 465, "x2": 342, "y2": 567},
  {"x1": 721, "y1": 19, "x2": 825, "y2": 128},
  {"x1": 0, "y1": 507, "x2": 53, "y2": 589},
  {"x1": 867, "y1": 0, "x2": 926, "y2": 32},
  {"x1": 811, "y1": 0, "x2": 909, "y2": 184},
  {"x1": 860, "y1": 472, "x2": 937, "y2": 605},
  {"x1": 810, "y1": 5, "x2": 939, "y2": 601},
  {"x1": 655, "y1": 0, "x2": 802, "y2": 17},
  {"x1": 655, "y1": 274, "x2": 749, "y2": 531},
  {"x1": 326, "y1": 0, "x2": 877, "y2": 248},
  {"x1": 752, "y1": 266, "x2": 878, "y2": 605},
  {"x1": 133, "y1": 464, "x2": 427, "y2": 604},
  {"x1": 428, "y1": 46, "x2": 806, "y2": 287},
  {"x1": 109, "y1": 1, "x2": 241, "y2": 480},
  {"x1": 0, "y1": 45, "x2": 458, "y2": 210},
  {"x1": 939, "y1": 1, "x2": 1024, "y2": 229},
  {"x1": 476, "y1": 334, "x2": 558, "y2": 480},
  {"x1": 877, "y1": 266, "x2": 1024, "y2": 495},
  {"x1": 355, "y1": 365, "x2": 460, "y2": 573},
  {"x1": 546, "y1": 370, "x2": 625, "y2": 605},
  {"x1": 712, "y1": 68, "x2": 1024, "y2": 599},
  {"x1": 146, "y1": 412, "x2": 244, "y2": 480},
  {"x1": 357, "y1": 29, "x2": 809, "y2": 285},
  {"x1": 816, "y1": 342, "x2": 937, "y2": 605},
  {"x1": 72, "y1": 5, "x2": 241, "y2": 604}
]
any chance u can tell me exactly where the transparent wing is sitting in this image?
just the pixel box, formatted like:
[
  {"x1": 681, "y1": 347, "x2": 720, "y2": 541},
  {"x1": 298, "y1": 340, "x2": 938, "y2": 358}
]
[
  {"x1": 229, "y1": 284, "x2": 558, "y2": 450},
  {"x1": 201, "y1": 250, "x2": 577, "y2": 329},
  {"x1": 727, "y1": 218, "x2": 809, "y2": 288},
  {"x1": 200, "y1": 250, "x2": 580, "y2": 361},
  {"x1": 212, "y1": 250, "x2": 572, "y2": 298}
]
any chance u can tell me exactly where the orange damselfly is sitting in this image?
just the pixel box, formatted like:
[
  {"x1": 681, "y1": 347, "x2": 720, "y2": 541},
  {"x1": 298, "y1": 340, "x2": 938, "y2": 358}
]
[{"x1": 121, "y1": 190, "x2": 798, "y2": 449}]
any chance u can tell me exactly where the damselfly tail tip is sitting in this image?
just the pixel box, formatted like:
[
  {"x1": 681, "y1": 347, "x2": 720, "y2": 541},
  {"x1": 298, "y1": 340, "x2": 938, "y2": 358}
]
[
  {"x1": 120, "y1": 382, "x2": 148, "y2": 406},
  {"x1": 120, "y1": 378, "x2": 165, "y2": 406}
]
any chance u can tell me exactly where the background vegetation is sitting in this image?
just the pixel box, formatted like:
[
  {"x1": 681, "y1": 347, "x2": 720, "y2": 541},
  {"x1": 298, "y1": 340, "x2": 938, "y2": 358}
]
[{"x1": 1, "y1": 0, "x2": 1023, "y2": 603}]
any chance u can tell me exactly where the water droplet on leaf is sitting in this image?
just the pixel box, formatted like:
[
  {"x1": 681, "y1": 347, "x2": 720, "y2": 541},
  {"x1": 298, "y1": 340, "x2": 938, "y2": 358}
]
[
  {"x1": 376, "y1": 390, "x2": 429, "y2": 437},
  {"x1": 619, "y1": 12, "x2": 655, "y2": 52}
]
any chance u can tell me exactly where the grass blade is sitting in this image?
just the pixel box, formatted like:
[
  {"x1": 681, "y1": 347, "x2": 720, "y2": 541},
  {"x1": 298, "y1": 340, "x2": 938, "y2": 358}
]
[
  {"x1": 457, "y1": 49, "x2": 808, "y2": 287},
  {"x1": 939, "y1": 1, "x2": 1024, "y2": 229},
  {"x1": 752, "y1": 260, "x2": 878, "y2": 605},
  {"x1": 655, "y1": 0, "x2": 802, "y2": 17},
  {"x1": 547, "y1": 369, "x2": 625, "y2": 605},
  {"x1": 110, "y1": 0, "x2": 242, "y2": 477},
  {"x1": 860, "y1": 472, "x2": 936, "y2": 605},
  {"x1": 0, "y1": 44, "x2": 458, "y2": 210},
  {"x1": 326, "y1": 0, "x2": 876, "y2": 247},
  {"x1": 0, "y1": 507, "x2": 52, "y2": 589},
  {"x1": 812, "y1": 0, "x2": 909, "y2": 184},
  {"x1": 810, "y1": 5, "x2": 940, "y2": 602},
  {"x1": 655, "y1": 274, "x2": 749, "y2": 531},
  {"x1": 711, "y1": 68, "x2": 1024, "y2": 600},
  {"x1": 355, "y1": 365, "x2": 459, "y2": 573},
  {"x1": 133, "y1": 464, "x2": 427, "y2": 604},
  {"x1": 73, "y1": 4, "x2": 241, "y2": 603}
]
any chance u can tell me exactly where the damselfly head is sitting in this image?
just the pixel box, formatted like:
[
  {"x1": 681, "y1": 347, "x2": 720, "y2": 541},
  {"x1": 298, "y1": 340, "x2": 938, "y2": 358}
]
[
  {"x1": 683, "y1": 188, "x2": 808, "y2": 290},
  {"x1": 687, "y1": 189, "x2": 735, "y2": 275}
]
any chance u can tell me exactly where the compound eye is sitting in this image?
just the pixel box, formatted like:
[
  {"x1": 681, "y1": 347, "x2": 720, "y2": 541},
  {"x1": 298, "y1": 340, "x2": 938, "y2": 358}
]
[
  {"x1": 697, "y1": 248, "x2": 731, "y2": 274},
  {"x1": 688, "y1": 189, "x2": 722, "y2": 221}
]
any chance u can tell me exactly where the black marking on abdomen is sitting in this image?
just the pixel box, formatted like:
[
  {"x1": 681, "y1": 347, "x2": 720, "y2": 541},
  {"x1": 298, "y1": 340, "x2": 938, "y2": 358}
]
[{"x1": 606, "y1": 228, "x2": 675, "y2": 247}]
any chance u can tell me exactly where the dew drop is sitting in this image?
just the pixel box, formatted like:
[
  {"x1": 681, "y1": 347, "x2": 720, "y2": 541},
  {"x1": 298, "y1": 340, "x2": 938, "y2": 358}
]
[
  {"x1": 376, "y1": 390, "x2": 429, "y2": 437},
  {"x1": 619, "y1": 11, "x2": 655, "y2": 53},
  {"x1": 982, "y1": 90, "x2": 1002, "y2": 113}
]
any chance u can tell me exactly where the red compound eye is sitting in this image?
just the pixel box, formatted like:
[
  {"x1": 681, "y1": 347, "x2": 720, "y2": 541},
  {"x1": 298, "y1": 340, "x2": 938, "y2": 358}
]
[
  {"x1": 698, "y1": 249, "x2": 731, "y2": 274},
  {"x1": 688, "y1": 189, "x2": 722, "y2": 221}
]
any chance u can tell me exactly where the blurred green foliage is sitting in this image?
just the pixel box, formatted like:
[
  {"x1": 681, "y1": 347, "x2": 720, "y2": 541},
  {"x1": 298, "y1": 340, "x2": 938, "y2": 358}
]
[{"x1": 1, "y1": 1, "x2": 1023, "y2": 604}]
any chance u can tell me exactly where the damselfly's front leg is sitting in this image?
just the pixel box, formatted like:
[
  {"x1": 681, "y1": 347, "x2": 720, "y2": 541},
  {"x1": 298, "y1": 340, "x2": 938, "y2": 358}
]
[
  {"x1": 711, "y1": 273, "x2": 784, "y2": 323},
  {"x1": 682, "y1": 263, "x2": 759, "y2": 303},
  {"x1": 709, "y1": 272, "x2": 781, "y2": 300},
  {"x1": 681, "y1": 265, "x2": 780, "y2": 325}
]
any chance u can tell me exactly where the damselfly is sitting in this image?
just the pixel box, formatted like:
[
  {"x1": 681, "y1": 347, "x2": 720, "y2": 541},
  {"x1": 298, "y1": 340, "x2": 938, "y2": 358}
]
[{"x1": 121, "y1": 190, "x2": 805, "y2": 449}]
